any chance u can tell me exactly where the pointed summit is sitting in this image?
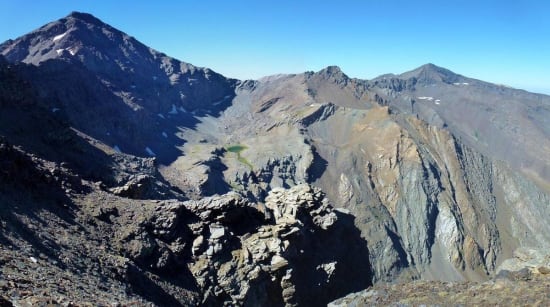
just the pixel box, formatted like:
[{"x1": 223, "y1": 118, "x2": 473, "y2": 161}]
[
  {"x1": 66, "y1": 11, "x2": 104, "y2": 25},
  {"x1": 400, "y1": 63, "x2": 462, "y2": 84},
  {"x1": 0, "y1": 11, "x2": 124, "y2": 65},
  {"x1": 0, "y1": 11, "x2": 198, "y2": 81},
  {"x1": 315, "y1": 65, "x2": 349, "y2": 81}
]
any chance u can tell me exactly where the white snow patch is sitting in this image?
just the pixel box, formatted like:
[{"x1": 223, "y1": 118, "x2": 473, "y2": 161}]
[
  {"x1": 162, "y1": 132, "x2": 168, "y2": 138},
  {"x1": 454, "y1": 82, "x2": 469, "y2": 86},
  {"x1": 462, "y1": 82, "x2": 469, "y2": 85},
  {"x1": 51, "y1": 108, "x2": 60, "y2": 113},
  {"x1": 334, "y1": 207, "x2": 351, "y2": 215},
  {"x1": 435, "y1": 101, "x2": 441, "y2": 105},
  {"x1": 56, "y1": 49, "x2": 64, "y2": 55},
  {"x1": 130, "y1": 85, "x2": 137, "y2": 89},
  {"x1": 168, "y1": 104, "x2": 178, "y2": 114},
  {"x1": 29, "y1": 257, "x2": 38, "y2": 263},
  {"x1": 179, "y1": 106, "x2": 188, "y2": 113},
  {"x1": 68, "y1": 48, "x2": 77, "y2": 56},
  {"x1": 145, "y1": 147, "x2": 156, "y2": 156},
  {"x1": 417, "y1": 96, "x2": 434, "y2": 101},
  {"x1": 152, "y1": 76, "x2": 158, "y2": 81},
  {"x1": 113, "y1": 145, "x2": 121, "y2": 153},
  {"x1": 157, "y1": 113, "x2": 165, "y2": 119},
  {"x1": 212, "y1": 95, "x2": 232, "y2": 105},
  {"x1": 53, "y1": 32, "x2": 67, "y2": 42}
]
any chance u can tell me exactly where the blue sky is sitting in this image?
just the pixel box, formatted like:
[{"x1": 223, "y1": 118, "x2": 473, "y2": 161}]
[{"x1": 1, "y1": 0, "x2": 549, "y2": 94}]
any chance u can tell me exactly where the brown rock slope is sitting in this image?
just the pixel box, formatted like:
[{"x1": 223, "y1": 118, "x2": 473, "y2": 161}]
[{"x1": 330, "y1": 248, "x2": 550, "y2": 306}]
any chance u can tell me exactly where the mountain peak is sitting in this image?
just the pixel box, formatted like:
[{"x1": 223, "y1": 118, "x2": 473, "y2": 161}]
[
  {"x1": 399, "y1": 63, "x2": 461, "y2": 84},
  {"x1": 315, "y1": 65, "x2": 349, "y2": 81},
  {"x1": 419, "y1": 63, "x2": 440, "y2": 70},
  {"x1": 417, "y1": 63, "x2": 454, "y2": 75},
  {"x1": 322, "y1": 65, "x2": 343, "y2": 74},
  {"x1": 66, "y1": 11, "x2": 103, "y2": 25},
  {"x1": 0, "y1": 12, "x2": 136, "y2": 66}
]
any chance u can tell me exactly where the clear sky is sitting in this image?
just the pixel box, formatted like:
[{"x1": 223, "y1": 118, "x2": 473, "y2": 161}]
[{"x1": 1, "y1": 0, "x2": 549, "y2": 94}]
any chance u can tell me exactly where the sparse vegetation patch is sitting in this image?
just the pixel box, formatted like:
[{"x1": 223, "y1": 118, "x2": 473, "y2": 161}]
[{"x1": 226, "y1": 144, "x2": 253, "y2": 169}]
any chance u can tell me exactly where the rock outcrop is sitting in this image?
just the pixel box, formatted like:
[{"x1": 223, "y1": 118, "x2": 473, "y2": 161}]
[{"x1": 112, "y1": 184, "x2": 371, "y2": 306}]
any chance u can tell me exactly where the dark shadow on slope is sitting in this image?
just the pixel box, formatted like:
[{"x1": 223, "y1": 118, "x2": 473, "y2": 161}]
[
  {"x1": 307, "y1": 145, "x2": 328, "y2": 183},
  {"x1": 0, "y1": 142, "x2": 84, "y2": 267},
  {"x1": 0, "y1": 103, "x2": 115, "y2": 184},
  {"x1": 114, "y1": 204, "x2": 202, "y2": 304},
  {"x1": 0, "y1": 195, "x2": 68, "y2": 268},
  {"x1": 126, "y1": 265, "x2": 188, "y2": 307},
  {"x1": 0, "y1": 60, "x2": 188, "y2": 200},
  {"x1": 20, "y1": 58, "x2": 238, "y2": 166},
  {"x1": 199, "y1": 155, "x2": 231, "y2": 197},
  {"x1": 422, "y1": 160, "x2": 442, "y2": 251},
  {"x1": 290, "y1": 211, "x2": 373, "y2": 306},
  {"x1": 384, "y1": 225, "x2": 411, "y2": 268}
]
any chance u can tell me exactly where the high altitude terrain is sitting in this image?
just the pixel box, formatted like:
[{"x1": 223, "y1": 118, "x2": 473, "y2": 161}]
[{"x1": 1, "y1": 11, "x2": 550, "y2": 306}]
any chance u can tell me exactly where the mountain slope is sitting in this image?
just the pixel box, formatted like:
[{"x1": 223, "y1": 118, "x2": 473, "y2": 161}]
[
  {"x1": 1, "y1": 11, "x2": 237, "y2": 163},
  {"x1": 371, "y1": 63, "x2": 550, "y2": 186}
]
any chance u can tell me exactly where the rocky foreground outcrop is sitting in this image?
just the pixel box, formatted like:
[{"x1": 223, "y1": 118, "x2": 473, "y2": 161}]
[
  {"x1": 1, "y1": 175, "x2": 371, "y2": 305},
  {"x1": 115, "y1": 184, "x2": 371, "y2": 306}
]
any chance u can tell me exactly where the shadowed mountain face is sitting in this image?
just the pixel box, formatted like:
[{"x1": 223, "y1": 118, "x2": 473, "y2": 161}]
[
  {"x1": 1, "y1": 11, "x2": 237, "y2": 163},
  {"x1": 1, "y1": 11, "x2": 550, "y2": 305}
]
